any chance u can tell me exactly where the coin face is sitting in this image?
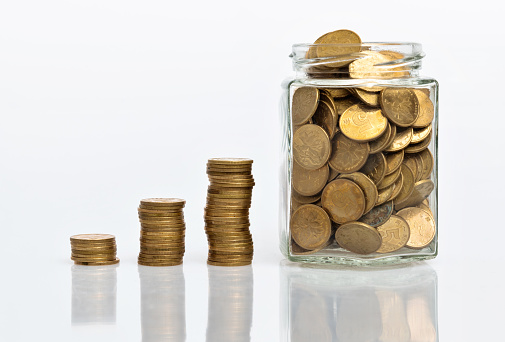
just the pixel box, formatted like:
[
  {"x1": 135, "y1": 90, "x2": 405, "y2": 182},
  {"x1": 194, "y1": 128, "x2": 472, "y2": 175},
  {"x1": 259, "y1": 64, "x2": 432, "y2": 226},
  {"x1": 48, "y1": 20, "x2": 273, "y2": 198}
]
[
  {"x1": 293, "y1": 124, "x2": 331, "y2": 170},
  {"x1": 359, "y1": 152, "x2": 386, "y2": 184},
  {"x1": 412, "y1": 89, "x2": 434, "y2": 128},
  {"x1": 395, "y1": 179, "x2": 435, "y2": 210},
  {"x1": 328, "y1": 132, "x2": 369, "y2": 173},
  {"x1": 360, "y1": 200, "x2": 394, "y2": 227},
  {"x1": 292, "y1": 162, "x2": 329, "y2": 196},
  {"x1": 369, "y1": 123, "x2": 391, "y2": 154},
  {"x1": 292, "y1": 87, "x2": 319, "y2": 125},
  {"x1": 376, "y1": 215, "x2": 410, "y2": 253},
  {"x1": 338, "y1": 172, "x2": 378, "y2": 214},
  {"x1": 384, "y1": 150, "x2": 404, "y2": 175},
  {"x1": 315, "y1": 29, "x2": 361, "y2": 58},
  {"x1": 397, "y1": 207, "x2": 436, "y2": 249},
  {"x1": 339, "y1": 104, "x2": 387, "y2": 142},
  {"x1": 290, "y1": 204, "x2": 332, "y2": 250},
  {"x1": 312, "y1": 100, "x2": 336, "y2": 139},
  {"x1": 418, "y1": 149, "x2": 434, "y2": 180},
  {"x1": 395, "y1": 164, "x2": 415, "y2": 204},
  {"x1": 335, "y1": 222, "x2": 382, "y2": 254},
  {"x1": 380, "y1": 88, "x2": 419, "y2": 127},
  {"x1": 385, "y1": 127, "x2": 413, "y2": 152},
  {"x1": 321, "y1": 179, "x2": 365, "y2": 224}
]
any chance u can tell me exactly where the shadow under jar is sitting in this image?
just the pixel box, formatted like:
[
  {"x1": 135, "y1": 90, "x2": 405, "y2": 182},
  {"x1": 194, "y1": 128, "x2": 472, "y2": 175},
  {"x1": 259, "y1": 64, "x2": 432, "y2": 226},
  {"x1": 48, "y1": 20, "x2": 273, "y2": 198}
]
[{"x1": 280, "y1": 42, "x2": 438, "y2": 265}]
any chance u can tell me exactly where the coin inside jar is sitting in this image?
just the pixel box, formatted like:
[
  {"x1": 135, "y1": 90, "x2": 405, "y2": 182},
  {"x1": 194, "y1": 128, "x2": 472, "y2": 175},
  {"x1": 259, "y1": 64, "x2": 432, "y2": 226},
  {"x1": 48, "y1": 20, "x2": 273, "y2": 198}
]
[
  {"x1": 397, "y1": 207, "x2": 435, "y2": 249},
  {"x1": 292, "y1": 87, "x2": 319, "y2": 125},
  {"x1": 292, "y1": 162, "x2": 329, "y2": 196},
  {"x1": 290, "y1": 204, "x2": 332, "y2": 250},
  {"x1": 328, "y1": 132, "x2": 370, "y2": 173},
  {"x1": 338, "y1": 172, "x2": 378, "y2": 214},
  {"x1": 376, "y1": 215, "x2": 410, "y2": 253},
  {"x1": 293, "y1": 124, "x2": 331, "y2": 170},
  {"x1": 380, "y1": 88, "x2": 419, "y2": 127},
  {"x1": 321, "y1": 179, "x2": 366, "y2": 224},
  {"x1": 335, "y1": 222, "x2": 382, "y2": 254},
  {"x1": 339, "y1": 104, "x2": 388, "y2": 142}
]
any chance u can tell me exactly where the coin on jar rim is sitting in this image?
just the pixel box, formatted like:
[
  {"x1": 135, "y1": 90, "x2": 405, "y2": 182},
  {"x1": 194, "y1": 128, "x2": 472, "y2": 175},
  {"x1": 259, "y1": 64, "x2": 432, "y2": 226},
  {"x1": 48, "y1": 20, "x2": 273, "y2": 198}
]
[
  {"x1": 339, "y1": 104, "x2": 388, "y2": 142},
  {"x1": 412, "y1": 89, "x2": 434, "y2": 128},
  {"x1": 335, "y1": 222, "x2": 382, "y2": 255},
  {"x1": 359, "y1": 152, "x2": 386, "y2": 185},
  {"x1": 338, "y1": 172, "x2": 378, "y2": 214},
  {"x1": 321, "y1": 179, "x2": 366, "y2": 224},
  {"x1": 397, "y1": 207, "x2": 436, "y2": 249},
  {"x1": 290, "y1": 204, "x2": 332, "y2": 250},
  {"x1": 380, "y1": 88, "x2": 419, "y2": 127},
  {"x1": 292, "y1": 162, "x2": 329, "y2": 196},
  {"x1": 292, "y1": 87, "x2": 319, "y2": 126},
  {"x1": 293, "y1": 124, "x2": 331, "y2": 170},
  {"x1": 315, "y1": 29, "x2": 362, "y2": 58},
  {"x1": 376, "y1": 215, "x2": 410, "y2": 253},
  {"x1": 328, "y1": 132, "x2": 370, "y2": 173}
]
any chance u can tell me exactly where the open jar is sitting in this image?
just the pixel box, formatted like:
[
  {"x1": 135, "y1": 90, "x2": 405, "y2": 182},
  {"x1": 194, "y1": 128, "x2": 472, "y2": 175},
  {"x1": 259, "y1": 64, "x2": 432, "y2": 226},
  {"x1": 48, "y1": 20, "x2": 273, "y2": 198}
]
[{"x1": 280, "y1": 31, "x2": 438, "y2": 265}]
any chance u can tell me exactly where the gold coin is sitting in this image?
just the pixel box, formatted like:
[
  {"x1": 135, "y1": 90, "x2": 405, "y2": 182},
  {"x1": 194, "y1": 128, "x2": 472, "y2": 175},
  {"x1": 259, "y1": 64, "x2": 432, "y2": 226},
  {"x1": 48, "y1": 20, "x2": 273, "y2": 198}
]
[
  {"x1": 314, "y1": 29, "x2": 361, "y2": 59},
  {"x1": 360, "y1": 200, "x2": 394, "y2": 227},
  {"x1": 74, "y1": 258, "x2": 120, "y2": 266},
  {"x1": 385, "y1": 127, "x2": 413, "y2": 152},
  {"x1": 359, "y1": 152, "x2": 386, "y2": 184},
  {"x1": 403, "y1": 154, "x2": 419, "y2": 181},
  {"x1": 412, "y1": 89, "x2": 434, "y2": 128},
  {"x1": 405, "y1": 132, "x2": 432, "y2": 153},
  {"x1": 339, "y1": 104, "x2": 387, "y2": 142},
  {"x1": 207, "y1": 260, "x2": 251, "y2": 267},
  {"x1": 292, "y1": 190, "x2": 321, "y2": 204},
  {"x1": 291, "y1": 239, "x2": 332, "y2": 255},
  {"x1": 369, "y1": 123, "x2": 392, "y2": 154},
  {"x1": 140, "y1": 198, "x2": 186, "y2": 207},
  {"x1": 293, "y1": 124, "x2": 331, "y2": 170},
  {"x1": 388, "y1": 173, "x2": 403, "y2": 201},
  {"x1": 395, "y1": 164, "x2": 415, "y2": 204},
  {"x1": 383, "y1": 124, "x2": 397, "y2": 150},
  {"x1": 292, "y1": 162, "x2": 329, "y2": 196},
  {"x1": 418, "y1": 149, "x2": 434, "y2": 179},
  {"x1": 377, "y1": 166, "x2": 401, "y2": 190},
  {"x1": 357, "y1": 85, "x2": 384, "y2": 92},
  {"x1": 380, "y1": 88, "x2": 419, "y2": 127},
  {"x1": 328, "y1": 168, "x2": 339, "y2": 181},
  {"x1": 349, "y1": 51, "x2": 399, "y2": 79},
  {"x1": 335, "y1": 222, "x2": 382, "y2": 254},
  {"x1": 334, "y1": 97, "x2": 360, "y2": 116},
  {"x1": 384, "y1": 150, "x2": 404, "y2": 175},
  {"x1": 338, "y1": 172, "x2": 378, "y2": 214},
  {"x1": 397, "y1": 207, "x2": 436, "y2": 249},
  {"x1": 352, "y1": 88, "x2": 380, "y2": 107},
  {"x1": 320, "y1": 90, "x2": 338, "y2": 114},
  {"x1": 290, "y1": 204, "x2": 332, "y2": 250},
  {"x1": 325, "y1": 88, "x2": 349, "y2": 98},
  {"x1": 321, "y1": 179, "x2": 365, "y2": 224},
  {"x1": 292, "y1": 87, "x2": 319, "y2": 125},
  {"x1": 376, "y1": 215, "x2": 410, "y2": 253},
  {"x1": 328, "y1": 132, "x2": 369, "y2": 173},
  {"x1": 70, "y1": 234, "x2": 115, "y2": 242},
  {"x1": 412, "y1": 125, "x2": 432, "y2": 145},
  {"x1": 207, "y1": 158, "x2": 253, "y2": 165},
  {"x1": 395, "y1": 179, "x2": 435, "y2": 210},
  {"x1": 416, "y1": 203, "x2": 434, "y2": 218},
  {"x1": 376, "y1": 183, "x2": 395, "y2": 206},
  {"x1": 312, "y1": 100, "x2": 337, "y2": 139}
]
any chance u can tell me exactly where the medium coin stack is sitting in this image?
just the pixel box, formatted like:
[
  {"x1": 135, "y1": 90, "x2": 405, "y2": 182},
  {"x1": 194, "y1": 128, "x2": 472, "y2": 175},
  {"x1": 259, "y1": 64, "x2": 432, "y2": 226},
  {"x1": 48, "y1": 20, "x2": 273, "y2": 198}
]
[
  {"x1": 138, "y1": 198, "x2": 186, "y2": 266},
  {"x1": 290, "y1": 29, "x2": 436, "y2": 256},
  {"x1": 205, "y1": 158, "x2": 255, "y2": 266},
  {"x1": 70, "y1": 234, "x2": 119, "y2": 265}
]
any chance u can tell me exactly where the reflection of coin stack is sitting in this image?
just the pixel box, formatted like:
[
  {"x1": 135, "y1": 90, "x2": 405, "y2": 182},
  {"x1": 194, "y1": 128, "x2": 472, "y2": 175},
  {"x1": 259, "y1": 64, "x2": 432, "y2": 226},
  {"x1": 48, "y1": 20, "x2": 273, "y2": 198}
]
[
  {"x1": 204, "y1": 158, "x2": 255, "y2": 266},
  {"x1": 138, "y1": 198, "x2": 186, "y2": 266},
  {"x1": 139, "y1": 265, "x2": 186, "y2": 342},
  {"x1": 70, "y1": 234, "x2": 119, "y2": 265},
  {"x1": 72, "y1": 265, "x2": 117, "y2": 325},
  {"x1": 206, "y1": 266, "x2": 253, "y2": 342}
]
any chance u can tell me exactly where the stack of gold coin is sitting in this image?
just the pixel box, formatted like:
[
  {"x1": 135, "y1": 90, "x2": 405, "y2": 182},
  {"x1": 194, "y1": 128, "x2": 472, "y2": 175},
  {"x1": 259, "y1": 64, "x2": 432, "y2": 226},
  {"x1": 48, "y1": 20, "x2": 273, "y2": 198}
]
[
  {"x1": 138, "y1": 198, "x2": 186, "y2": 266},
  {"x1": 290, "y1": 29, "x2": 436, "y2": 256},
  {"x1": 205, "y1": 158, "x2": 255, "y2": 266},
  {"x1": 70, "y1": 234, "x2": 119, "y2": 265}
]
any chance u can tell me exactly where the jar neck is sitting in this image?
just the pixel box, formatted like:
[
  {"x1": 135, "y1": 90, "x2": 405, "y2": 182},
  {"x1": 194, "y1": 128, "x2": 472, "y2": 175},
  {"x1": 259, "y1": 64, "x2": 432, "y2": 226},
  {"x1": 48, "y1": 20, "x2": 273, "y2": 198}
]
[{"x1": 290, "y1": 42, "x2": 424, "y2": 80}]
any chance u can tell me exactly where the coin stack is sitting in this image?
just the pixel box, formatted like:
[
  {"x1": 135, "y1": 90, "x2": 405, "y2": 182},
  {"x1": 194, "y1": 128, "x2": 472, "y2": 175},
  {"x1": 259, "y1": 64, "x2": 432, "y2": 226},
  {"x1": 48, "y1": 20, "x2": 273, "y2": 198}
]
[
  {"x1": 70, "y1": 234, "x2": 119, "y2": 266},
  {"x1": 204, "y1": 158, "x2": 255, "y2": 266},
  {"x1": 138, "y1": 198, "x2": 186, "y2": 266},
  {"x1": 290, "y1": 29, "x2": 436, "y2": 256}
]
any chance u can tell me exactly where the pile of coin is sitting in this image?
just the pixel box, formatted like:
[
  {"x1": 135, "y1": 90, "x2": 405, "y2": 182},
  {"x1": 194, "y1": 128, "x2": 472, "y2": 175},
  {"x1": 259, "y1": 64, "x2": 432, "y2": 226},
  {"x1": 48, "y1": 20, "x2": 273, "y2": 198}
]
[
  {"x1": 289, "y1": 29, "x2": 436, "y2": 256},
  {"x1": 204, "y1": 158, "x2": 255, "y2": 266},
  {"x1": 70, "y1": 234, "x2": 119, "y2": 265},
  {"x1": 138, "y1": 198, "x2": 186, "y2": 266}
]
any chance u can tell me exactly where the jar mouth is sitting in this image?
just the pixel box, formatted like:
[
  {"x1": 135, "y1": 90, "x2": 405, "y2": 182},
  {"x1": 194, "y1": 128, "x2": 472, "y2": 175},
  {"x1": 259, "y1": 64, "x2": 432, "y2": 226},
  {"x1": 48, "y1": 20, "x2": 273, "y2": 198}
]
[{"x1": 291, "y1": 42, "x2": 424, "y2": 78}]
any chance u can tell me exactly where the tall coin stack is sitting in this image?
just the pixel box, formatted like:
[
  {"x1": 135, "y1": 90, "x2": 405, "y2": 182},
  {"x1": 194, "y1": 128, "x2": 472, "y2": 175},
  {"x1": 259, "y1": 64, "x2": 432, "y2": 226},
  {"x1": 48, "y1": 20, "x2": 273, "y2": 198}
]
[
  {"x1": 138, "y1": 198, "x2": 186, "y2": 266},
  {"x1": 70, "y1": 234, "x2": 119, "y2": 266},
  {"x1": 205, "y1": 158, "x2": 255, "y2": 266}
]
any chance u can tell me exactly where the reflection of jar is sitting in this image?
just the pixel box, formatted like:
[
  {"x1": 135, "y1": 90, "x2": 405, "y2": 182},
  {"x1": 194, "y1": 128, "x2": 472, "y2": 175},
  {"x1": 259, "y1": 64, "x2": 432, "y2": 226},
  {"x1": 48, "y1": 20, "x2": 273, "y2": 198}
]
[{"x1": 280, "y1": 39, "x2": 438, "y2": 265}]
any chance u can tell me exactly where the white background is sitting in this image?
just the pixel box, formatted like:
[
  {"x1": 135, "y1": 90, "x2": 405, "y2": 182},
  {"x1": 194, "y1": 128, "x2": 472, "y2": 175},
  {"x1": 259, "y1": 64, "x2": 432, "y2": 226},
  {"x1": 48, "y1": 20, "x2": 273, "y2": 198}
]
[{"x1": 1, "y1": 0, "x2": 504, "y2": 341}]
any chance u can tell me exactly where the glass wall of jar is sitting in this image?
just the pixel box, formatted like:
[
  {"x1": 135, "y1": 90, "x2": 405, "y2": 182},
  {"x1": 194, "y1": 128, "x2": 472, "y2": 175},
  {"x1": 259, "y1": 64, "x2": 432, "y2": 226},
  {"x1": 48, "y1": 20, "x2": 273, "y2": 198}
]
[{"x1": 280, "y1": 41, "x2": 438, "y2": 265}]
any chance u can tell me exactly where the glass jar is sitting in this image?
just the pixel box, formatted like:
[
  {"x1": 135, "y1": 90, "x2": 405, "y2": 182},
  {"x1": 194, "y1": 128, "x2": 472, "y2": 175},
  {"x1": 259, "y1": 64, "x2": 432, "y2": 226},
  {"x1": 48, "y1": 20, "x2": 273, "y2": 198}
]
[{"x1": 280, "y1": 41, "x2": 438, "y2": 265}]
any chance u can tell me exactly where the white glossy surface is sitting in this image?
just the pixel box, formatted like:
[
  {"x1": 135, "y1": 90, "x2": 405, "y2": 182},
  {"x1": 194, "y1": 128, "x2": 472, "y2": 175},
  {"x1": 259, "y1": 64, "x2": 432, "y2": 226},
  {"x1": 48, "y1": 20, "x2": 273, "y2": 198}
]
[{"x1": 1, "y1": 0, "x2": 505, "y2": 340}]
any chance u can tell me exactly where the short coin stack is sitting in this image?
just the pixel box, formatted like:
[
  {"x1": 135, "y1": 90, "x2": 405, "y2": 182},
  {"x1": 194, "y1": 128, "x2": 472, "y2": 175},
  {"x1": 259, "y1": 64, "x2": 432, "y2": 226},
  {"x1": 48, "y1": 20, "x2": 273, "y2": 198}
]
[
  {"x1": 138, "y1": 198, "x2": 186, "y2": 266},
  {"x1": 70, "y1": 234, "x2": 119, "y2": 265},
  {"x1": 205, "y1": 158, "x2": 255, "y2": 266}
]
